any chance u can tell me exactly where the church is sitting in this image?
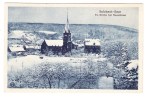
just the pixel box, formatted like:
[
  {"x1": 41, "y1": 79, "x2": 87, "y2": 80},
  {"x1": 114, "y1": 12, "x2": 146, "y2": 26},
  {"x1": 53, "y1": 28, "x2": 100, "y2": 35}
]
[{"x1": 41, "y1": 13, "x2": 77, "y2": 55}]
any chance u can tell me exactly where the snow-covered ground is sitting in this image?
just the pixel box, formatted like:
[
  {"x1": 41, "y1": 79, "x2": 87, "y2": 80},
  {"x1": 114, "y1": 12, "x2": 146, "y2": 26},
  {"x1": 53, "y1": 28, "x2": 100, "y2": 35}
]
[
  {"x1": 8, "y1": 55, "x2": 107, "y2": 72},
  {"x1": 8, "y1": 55, "x2": 115, "y2": 89},
  {"x1": 98, "y1": 76, "x2": 113, "y2": 89}
]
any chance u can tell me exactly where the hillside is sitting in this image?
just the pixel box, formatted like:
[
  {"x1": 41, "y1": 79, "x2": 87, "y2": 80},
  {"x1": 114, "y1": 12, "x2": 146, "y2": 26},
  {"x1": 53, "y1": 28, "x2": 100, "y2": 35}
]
[{"x1": 8, "y1": 22, "x2": 138, "y2": 42}]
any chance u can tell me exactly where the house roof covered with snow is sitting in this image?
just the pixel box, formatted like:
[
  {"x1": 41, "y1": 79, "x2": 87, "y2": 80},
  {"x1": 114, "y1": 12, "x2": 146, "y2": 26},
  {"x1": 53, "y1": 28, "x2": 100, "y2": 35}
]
[
  {"x1": 26, "y1": 45, "x2": 41, "y2": 49},
  {"x1": 45, "y1": 40, "x2": 63, "y2": 46},
  {"x1": 8, "y1": 45, "x2": 25, "y2": 52},
  {"x1": 127, "y1": 60, "x2": 138, "y2": 70},
  {"x1": 84, "y1": 39, "x2": 101, "y2": 46}
]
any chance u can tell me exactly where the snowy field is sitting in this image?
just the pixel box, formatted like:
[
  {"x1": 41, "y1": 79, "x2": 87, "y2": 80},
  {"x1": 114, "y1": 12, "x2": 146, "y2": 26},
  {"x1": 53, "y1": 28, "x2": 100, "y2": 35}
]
[
  {"x1": 8, "y1": 55, "x2": 114, "y2": 89},
  {"x1": 8, "y1": 55, "x2": 108, "y2": 72}
]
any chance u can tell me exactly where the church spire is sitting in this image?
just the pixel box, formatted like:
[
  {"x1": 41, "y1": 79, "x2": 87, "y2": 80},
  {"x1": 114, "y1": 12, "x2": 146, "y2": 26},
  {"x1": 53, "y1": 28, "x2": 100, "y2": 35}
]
[{"x1": 64, "y1": 8, "x2": 70, "y2": 33}]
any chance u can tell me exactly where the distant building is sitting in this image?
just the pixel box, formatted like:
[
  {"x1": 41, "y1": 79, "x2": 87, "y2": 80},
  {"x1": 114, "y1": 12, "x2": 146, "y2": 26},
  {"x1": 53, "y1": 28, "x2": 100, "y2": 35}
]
[
  {"x1": 41, "y1": 12, "x2": 77, "y2": 55},
  {"x1": 75, "y1": 40, "x2": 84, "y2": 48},
  {"x1": 84, "y1": 39, "x2": 101, "y2": 54},
  {"x1": 8, "y1": 45, "x2": 26, "y2": 56},
  {"x1": 25, "y1": 45, "x2": 40, "y2": 52}
]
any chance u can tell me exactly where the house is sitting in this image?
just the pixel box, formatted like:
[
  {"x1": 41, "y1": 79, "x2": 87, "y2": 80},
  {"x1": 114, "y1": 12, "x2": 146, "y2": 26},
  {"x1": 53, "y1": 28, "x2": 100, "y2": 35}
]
[
  {"x1": 71, "y1": 42, "x2": 78, "y2": 49},
  {"x1": 41, "y1": 12, "x2": 77, "y2": 55},
  {"x1": 84, "y1": 39, "x2": 101, "y2": 54},
  {"x1": 25, "y1": 45, "x2": 40, "y2": 52},
  {"x1": 8, "y1": 45, "x2": 26, "y2": 56},
  {"x1": 75, "y1": 40, "x2": 84, "y2": 48}
]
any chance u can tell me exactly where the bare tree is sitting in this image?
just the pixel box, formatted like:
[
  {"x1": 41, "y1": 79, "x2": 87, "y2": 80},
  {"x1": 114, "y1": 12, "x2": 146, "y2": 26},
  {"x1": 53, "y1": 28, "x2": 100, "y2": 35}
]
[{"x1": 35, "y1": 63, "x2": 55, "y2": 88}]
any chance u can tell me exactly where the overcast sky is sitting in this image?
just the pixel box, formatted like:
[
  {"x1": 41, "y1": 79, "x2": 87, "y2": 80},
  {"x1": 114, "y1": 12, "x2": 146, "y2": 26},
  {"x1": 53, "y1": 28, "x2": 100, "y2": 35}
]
[{"x1": 8, "y1": 7, "x2": 138, "y2": 29}]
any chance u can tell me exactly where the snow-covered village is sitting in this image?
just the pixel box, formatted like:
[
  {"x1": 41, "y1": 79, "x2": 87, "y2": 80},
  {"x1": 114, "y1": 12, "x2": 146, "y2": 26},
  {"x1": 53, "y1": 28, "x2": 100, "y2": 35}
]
[{"x1": 7, "y1": 7, "x2": 138, "y2": 89}]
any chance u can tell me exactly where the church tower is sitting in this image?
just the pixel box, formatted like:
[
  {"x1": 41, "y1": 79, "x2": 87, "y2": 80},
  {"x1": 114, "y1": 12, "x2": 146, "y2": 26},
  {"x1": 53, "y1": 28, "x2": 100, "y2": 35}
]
[{"x1": 63, "y1": 10, "x2": 72, "y2": 54}]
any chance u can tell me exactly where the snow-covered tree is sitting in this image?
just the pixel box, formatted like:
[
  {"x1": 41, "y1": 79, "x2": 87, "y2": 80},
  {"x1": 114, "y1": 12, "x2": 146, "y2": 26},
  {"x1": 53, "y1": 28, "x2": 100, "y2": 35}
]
[
  {"x1": 114, "y1": 60, "x2": 138, "y2": 89},
  {"x1": 102, "y1": 41, "x2": 130, "y2": 66}
]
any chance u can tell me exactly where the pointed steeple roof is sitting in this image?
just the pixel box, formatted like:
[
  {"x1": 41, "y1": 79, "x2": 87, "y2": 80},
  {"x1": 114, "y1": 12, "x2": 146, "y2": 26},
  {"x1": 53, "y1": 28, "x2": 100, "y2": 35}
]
[{"x1": 64, "y1": 9, "x2": 70, "y2": 33}]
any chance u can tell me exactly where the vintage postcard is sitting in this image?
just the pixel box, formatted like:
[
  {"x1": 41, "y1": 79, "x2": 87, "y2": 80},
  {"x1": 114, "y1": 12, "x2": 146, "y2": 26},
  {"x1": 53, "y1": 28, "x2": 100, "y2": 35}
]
[{"x1": 5, "y1": 3, "x2": 143, "y2": 92}]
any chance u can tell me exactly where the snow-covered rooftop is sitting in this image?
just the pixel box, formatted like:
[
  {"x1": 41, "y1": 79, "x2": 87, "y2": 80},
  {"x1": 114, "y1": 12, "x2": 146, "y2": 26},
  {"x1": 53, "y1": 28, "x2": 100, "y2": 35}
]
[
  {"x1": 9, "y1": 45, "x2": 25, "y2": 52},
  {"x1": 26, "y1": 45, "x2": 41, "y2": 49},
  {"x1": 127, "y1": 60, "x2": 138, "y2": 70},
  {"x1": 84, "y1": 39, "x2": 100, "y2": 46},
  {"x1": 78, "y1": 44, "x2": 84, "y2": 47},
  {"x1": 45, "y1": 40, "x2": 63, "y2": 46},
  {"x1": 72, "y1": 42, "x2": 77, "y2": 45}
]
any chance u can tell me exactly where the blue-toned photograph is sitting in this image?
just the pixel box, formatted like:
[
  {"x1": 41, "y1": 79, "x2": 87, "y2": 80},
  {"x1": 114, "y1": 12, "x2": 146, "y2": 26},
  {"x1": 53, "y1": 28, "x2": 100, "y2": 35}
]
[{"x1": 7, "y1": 5, "x2": 139, "y2": 89}]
